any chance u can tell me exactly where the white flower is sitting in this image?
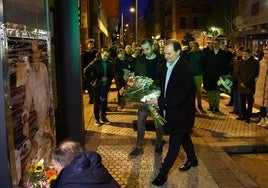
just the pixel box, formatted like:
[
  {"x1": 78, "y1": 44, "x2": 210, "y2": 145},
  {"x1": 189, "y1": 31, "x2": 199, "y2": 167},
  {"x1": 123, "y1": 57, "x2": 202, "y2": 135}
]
[
  {"x1": 140, "y1": 90, "x2": 161, "y2": 103},
  {"x1": 123, "y1": 69, "x2": 166, "y2": 128},
  {"x1": 39, "y1": 158, "x2": 44, "y2": 164}
]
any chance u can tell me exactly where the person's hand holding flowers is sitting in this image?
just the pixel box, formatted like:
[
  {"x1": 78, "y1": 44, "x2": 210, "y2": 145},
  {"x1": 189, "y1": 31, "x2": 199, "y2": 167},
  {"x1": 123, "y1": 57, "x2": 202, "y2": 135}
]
[{"x1": 122, "y1": 69, "x2": 166, "y2": 128}]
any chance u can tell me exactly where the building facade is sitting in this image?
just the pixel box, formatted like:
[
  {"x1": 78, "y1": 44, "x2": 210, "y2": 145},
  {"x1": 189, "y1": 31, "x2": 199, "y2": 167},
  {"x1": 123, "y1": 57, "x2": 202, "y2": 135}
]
[
  {"x1": 144, "y1": 0, "x2": 212, "y2": 48},
  {"x1": 238, "y1": 0, "x2": 268, "y2": 54},
  {"x1": 79, "y1": 0, "x2": 119, "y2": 50},
  {"x1": 144, "y1": 0, "x2": 268, "y2": 51}
]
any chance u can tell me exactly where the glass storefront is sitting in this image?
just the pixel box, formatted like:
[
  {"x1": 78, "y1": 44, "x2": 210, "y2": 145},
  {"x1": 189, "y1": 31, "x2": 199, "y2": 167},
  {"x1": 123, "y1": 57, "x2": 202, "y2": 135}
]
[{"x1": 1, "y1": 0, "x2": 56, "y2": 186}]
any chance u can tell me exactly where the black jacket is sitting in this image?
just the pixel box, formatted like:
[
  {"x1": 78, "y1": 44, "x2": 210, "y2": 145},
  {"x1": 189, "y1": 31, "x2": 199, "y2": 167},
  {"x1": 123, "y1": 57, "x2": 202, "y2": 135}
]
[
  {"x1": 158, "y1": 57, "x2": 195, "y2": 134},
  {"x1": 135, "y1": 53, "x2": 165, "y2": 86},
  {"x1": 203, "y1": 49, "x2": 229, "y2": 90},
  {"x1": 84, "y1": 59, "x2": 114, "y2": 88},
  {"x1": 82, "y1": 49, "x2": 98, "y2": 69},
  {"x1": 114, "y1": 58, "x2": 132, "y2": 89},
  {"x1": 51, "y1": 151, "x2": 120, "y2": 188},
  {"x1": 237, "y1": 55, "x2": 259, "y2": 94}
]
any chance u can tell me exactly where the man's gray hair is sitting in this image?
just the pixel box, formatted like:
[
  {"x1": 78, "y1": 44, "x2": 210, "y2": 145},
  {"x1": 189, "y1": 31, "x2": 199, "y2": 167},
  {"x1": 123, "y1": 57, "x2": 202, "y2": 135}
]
[{"x1": 53, "y1": 139, "x2": 85, "y2": 168}]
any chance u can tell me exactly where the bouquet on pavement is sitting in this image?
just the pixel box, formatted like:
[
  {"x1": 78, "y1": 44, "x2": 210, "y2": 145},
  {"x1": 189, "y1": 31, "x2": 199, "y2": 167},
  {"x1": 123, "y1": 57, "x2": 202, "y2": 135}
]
[
  {"x1": 120, "y1": 69, "x2": 166, "y2": 128},
  {"x1": 26, "y1": 158, "x2": 57, "y2": 188}
]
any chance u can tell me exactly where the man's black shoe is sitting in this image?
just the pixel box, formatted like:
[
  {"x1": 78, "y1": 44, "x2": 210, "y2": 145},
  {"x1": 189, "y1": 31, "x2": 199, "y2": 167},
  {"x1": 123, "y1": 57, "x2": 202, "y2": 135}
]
[
  {"x1": 179, "y1": 160, "x2": 198, "y2": 171},
  {"x1": 155, "y1": 144, "x2": 163, "y2": 155},
  {"x1": 151, "y1": 174, "x2": 167, "y2": 186},
  {"x1": 236, "y1": 115, "x2": 246, "y2": 120},
  {"x1": 101, "y1": 118, "x2": 110, "y2": 124},
  {"x1": 129, "y1": 147, "x2": 143, "y2": 158}
]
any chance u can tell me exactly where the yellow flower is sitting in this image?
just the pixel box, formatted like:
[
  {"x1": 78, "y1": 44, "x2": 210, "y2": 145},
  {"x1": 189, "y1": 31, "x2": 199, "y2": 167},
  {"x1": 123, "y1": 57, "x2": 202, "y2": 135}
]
[
  {"x1": 28, "y1": 158, "x2": 57, "y2": 187},
  {"x1": 33, "y1": 159, "x2": 45, "y2": 173}
]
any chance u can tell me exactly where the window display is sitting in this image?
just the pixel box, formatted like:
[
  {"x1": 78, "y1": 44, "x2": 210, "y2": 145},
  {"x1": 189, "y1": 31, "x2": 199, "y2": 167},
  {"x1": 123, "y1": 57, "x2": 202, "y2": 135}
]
[{"x1": 1, "y1": 22, "x2": 55, "y2": 187}]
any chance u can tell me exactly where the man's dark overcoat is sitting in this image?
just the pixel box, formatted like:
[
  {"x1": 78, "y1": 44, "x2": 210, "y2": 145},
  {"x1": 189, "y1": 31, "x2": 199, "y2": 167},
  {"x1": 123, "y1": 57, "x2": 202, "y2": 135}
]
[{"x1": 158, "y1": 57, "x2": 196, "y2": 134}]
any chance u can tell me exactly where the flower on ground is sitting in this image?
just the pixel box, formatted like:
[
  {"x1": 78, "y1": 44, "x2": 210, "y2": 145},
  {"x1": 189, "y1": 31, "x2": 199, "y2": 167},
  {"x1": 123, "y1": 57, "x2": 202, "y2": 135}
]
[
  {"x1": 45, "y1": 169, "x2": 57, "y2": 184},
  {"x1": 26, "y1": 158, "x2": 57, "y2": 188},
  {"x1": 122, "y1": 69, "x2": 166, "y2": 128}
]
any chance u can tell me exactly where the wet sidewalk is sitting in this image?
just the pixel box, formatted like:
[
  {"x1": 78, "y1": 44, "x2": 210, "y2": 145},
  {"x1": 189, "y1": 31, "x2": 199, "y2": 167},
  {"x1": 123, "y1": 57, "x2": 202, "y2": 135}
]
[{"x1": 83, "y1": 86, "x2": 268, "y2": 188}]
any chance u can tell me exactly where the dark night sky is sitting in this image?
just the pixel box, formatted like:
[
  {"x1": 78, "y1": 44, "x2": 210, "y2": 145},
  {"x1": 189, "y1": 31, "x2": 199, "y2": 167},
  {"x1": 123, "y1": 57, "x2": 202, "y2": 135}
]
[{"x1": 119, "y1": 0, "x2": 149, "y2": 17}]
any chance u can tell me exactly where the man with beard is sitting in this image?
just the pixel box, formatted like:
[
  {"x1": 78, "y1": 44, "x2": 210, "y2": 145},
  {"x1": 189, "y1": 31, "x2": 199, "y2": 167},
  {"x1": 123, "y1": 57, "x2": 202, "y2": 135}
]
[{"x1": 129, "y1": 39, "x2": 165, "y2": 158}]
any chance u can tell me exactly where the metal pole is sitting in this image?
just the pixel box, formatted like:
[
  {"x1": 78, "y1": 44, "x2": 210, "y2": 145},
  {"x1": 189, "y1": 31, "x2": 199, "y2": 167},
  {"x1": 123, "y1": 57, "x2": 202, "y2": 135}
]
[
  {"x1": 121, "y1": 12, "x2": 124, "y2": 45},
  {"x1": 135, "y1": 0, "x2": 138, "y2": 43},
  {"x1": 0, "y1": 0, "x2": 14, "y2": 185}
]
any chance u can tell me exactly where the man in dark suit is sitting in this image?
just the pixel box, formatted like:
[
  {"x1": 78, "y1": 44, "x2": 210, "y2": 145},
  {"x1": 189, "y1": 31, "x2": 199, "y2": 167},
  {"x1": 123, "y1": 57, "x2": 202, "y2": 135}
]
[
  {"x1": 128, "y1": 39, "x2": 165, "y2": 158},
  {"x1": 203, "y1": 39, "x2": 229, "y2": 112},
  {"x1": 236, "y1": 48, "x2": 259, "y2": 123},
  {"x1": 150, "y1": 39, "x2": 198, "y2": 186},
  {"x1": 84, "y1": 48, "x2": 114, "y2": 126},
  {"x1": 82, "y1": 39, "x2": 98, "y2": 104}
]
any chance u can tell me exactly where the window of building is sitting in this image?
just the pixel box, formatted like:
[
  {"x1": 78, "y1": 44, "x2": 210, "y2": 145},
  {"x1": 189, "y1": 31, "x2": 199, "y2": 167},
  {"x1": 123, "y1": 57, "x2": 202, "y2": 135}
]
[
  {"x1": 193, "y1": 6, "x2": 200, "y2": 13},
  {"x1": 193, "y1": 17, "x2": 200, "y2": 29},
  {"x1": 251, "y1": 2, "x2": 259, "y2": 16},
  {"x1": 177, "y1": 0, "x2": 187, "y2": 8},
  {"x1": 180, "y1": 17, "x2": 187, "y2": 29}
]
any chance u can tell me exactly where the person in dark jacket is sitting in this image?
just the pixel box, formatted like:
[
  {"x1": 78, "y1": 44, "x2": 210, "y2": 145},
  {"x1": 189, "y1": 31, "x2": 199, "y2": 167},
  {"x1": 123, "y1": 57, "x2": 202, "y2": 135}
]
[
  {"x1": 229, "y1": 46, "x2": 244, "y2": 115},
  {"x1": 236, "y1": 48, "x2": 259, "y2": 123},
  {"x1": 203, "y1": 39, "x2": 229, "y2": 112},
  {"x1": 51, "y1": 139, "x2": 120, "y2": 188},
  {"x1": 150, "y1": 39, "x2": 198, "y2": 186},
  {"x1": 84, "y1": 48, "x2": 114, "y2": 126},
  {"x1": 128, "y1": 38, "x2": 165, "y2": 159},
  {"x1": 113, "y1": 48, "x2": 132, "y2": 110},
  {"x1": 82, "y1": 39, "x2": 98, "y2": 104}
]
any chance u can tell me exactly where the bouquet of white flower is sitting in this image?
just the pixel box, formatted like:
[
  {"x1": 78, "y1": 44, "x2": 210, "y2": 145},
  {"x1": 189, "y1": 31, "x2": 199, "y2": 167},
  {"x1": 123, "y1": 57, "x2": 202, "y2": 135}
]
[{"x1": 121, "y1": 69, "x2": 166, "y2": 128}]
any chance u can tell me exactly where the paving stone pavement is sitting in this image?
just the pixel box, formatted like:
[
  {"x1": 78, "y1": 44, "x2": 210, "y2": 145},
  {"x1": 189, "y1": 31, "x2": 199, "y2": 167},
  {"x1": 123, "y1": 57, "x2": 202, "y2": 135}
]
[{"x1": 83, "y1": 86, "x2": 268, "y2": 188}]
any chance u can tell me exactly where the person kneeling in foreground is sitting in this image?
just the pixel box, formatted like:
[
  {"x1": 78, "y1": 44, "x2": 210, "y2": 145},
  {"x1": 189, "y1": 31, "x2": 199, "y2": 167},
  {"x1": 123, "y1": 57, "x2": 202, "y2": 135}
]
[
  {"x1": 51, "y1": 139, "x2": 120, "y2": 188},
  {"x1": 149, "y1": 39, "x2": 198, "y2": 186}
]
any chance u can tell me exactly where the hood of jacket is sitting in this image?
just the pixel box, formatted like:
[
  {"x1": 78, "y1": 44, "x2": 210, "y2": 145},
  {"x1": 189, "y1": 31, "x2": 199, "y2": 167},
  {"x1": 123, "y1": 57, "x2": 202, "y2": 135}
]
[{"x1": 56, "y1": 151, "x2": 114, "y2": 187}]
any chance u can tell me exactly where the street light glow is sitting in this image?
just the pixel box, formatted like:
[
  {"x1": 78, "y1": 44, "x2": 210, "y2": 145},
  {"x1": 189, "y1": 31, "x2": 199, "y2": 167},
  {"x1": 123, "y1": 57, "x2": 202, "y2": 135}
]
[
  {"x1": 121, "y1": 8, "x2": 135, "y2": 45},
  {"x1": 130, "y1": 7, "x2": 135, "y2": 13}
]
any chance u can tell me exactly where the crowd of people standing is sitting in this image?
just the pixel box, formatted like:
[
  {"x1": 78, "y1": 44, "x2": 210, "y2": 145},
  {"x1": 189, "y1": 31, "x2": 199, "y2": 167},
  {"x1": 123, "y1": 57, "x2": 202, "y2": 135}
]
[{"x1": 68, "y1": 37, "x2": 268, "y2": 187}]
